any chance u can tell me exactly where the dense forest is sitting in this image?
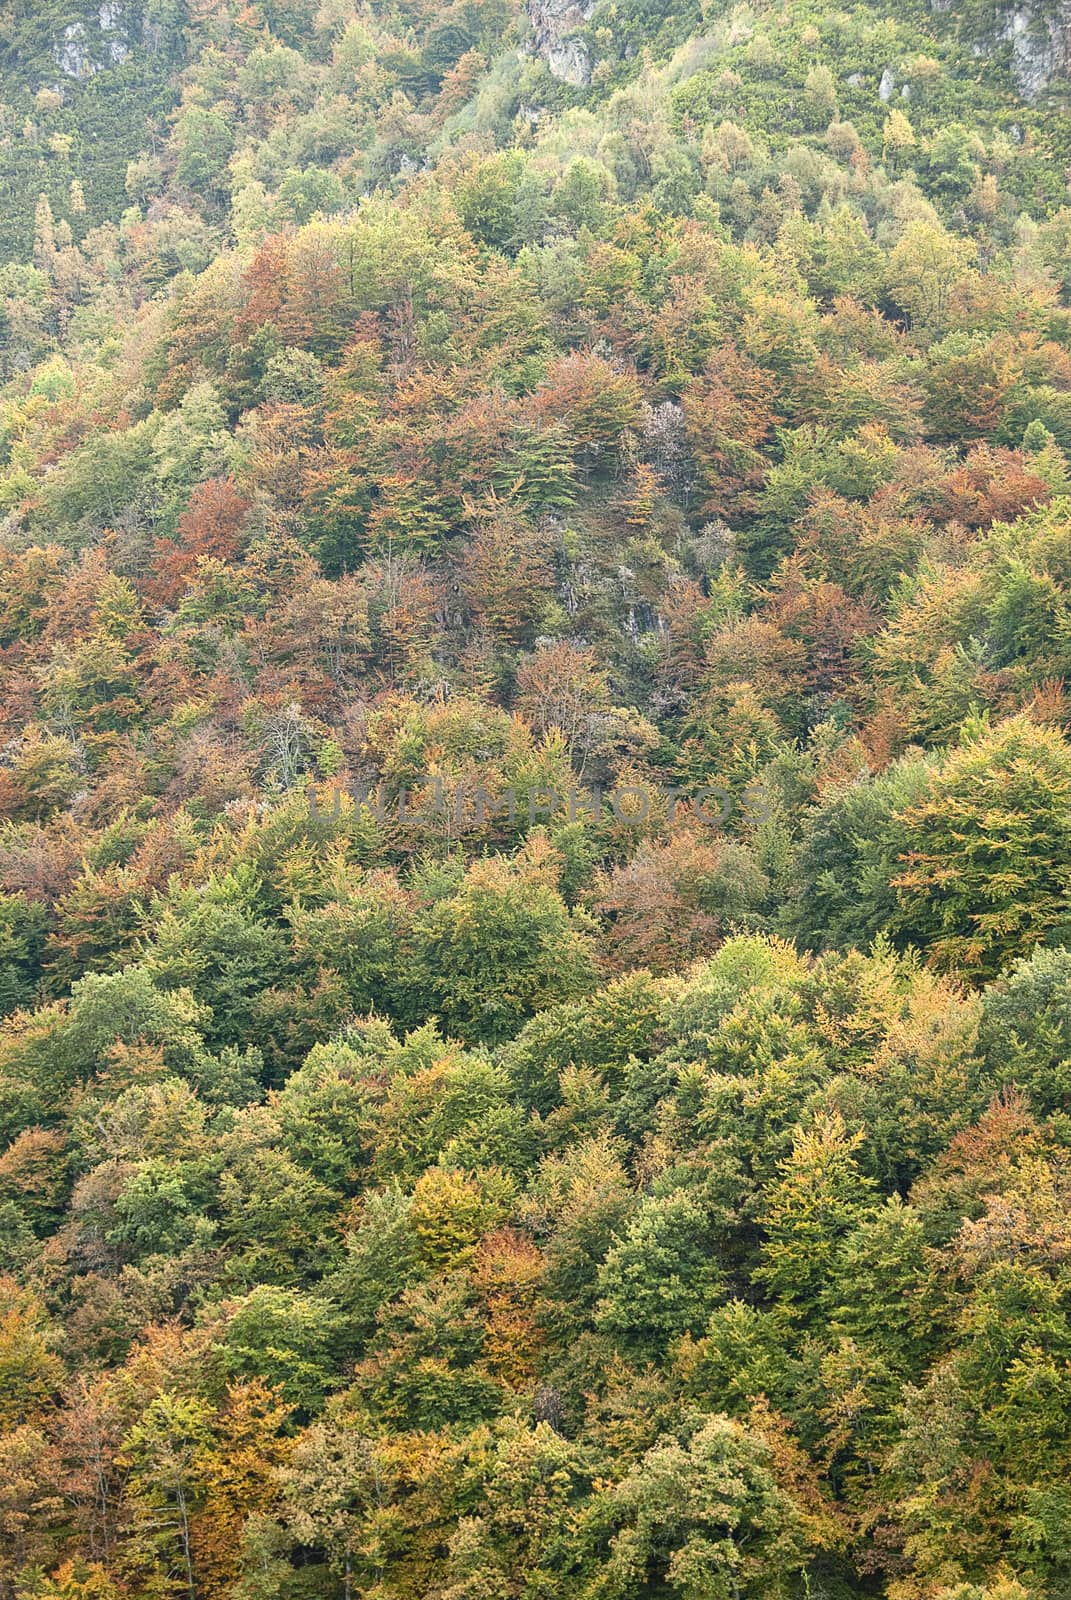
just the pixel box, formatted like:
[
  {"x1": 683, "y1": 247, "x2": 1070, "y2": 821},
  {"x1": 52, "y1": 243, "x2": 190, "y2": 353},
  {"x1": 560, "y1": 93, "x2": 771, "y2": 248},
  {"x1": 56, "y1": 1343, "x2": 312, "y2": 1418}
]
[{"x1": 6, "y1": 0, "x2": 1071, "y2": 1595}]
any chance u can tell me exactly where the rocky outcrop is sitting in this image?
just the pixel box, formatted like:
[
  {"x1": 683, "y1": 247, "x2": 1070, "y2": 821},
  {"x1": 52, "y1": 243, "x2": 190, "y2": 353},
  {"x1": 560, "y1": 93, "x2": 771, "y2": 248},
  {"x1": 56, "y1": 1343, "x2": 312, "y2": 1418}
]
[
  {"x1": 53, "y1": 2, "x2": 134, "y2": 79},
  {"x1": 1001, "y1": 2, "x2": 1071, "y2": 98},
  {"x1": 528, "y1": 0, "x2": 595, "y2": 86},
  {"x1": 55, "y1": 23, "x2": 93, "y2": 78},
  {"x1": 945, "y1": 0, "x2": 1071, "y2": 100}
]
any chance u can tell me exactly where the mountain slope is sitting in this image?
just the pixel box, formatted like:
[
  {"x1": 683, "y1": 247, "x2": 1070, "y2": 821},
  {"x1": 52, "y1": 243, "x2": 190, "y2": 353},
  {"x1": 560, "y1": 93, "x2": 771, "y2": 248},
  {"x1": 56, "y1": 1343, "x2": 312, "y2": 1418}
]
[{"x1": 3, "y1": 2, "x2": 1071, "y2": 1598}]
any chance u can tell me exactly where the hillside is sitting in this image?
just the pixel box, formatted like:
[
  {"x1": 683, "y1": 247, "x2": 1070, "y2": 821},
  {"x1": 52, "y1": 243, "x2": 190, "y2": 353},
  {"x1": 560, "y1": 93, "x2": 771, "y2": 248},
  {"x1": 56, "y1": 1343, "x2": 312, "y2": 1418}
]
[
  {"x1": 0, "y1": 0, "x2": 185, "y2": 263},
  {"x1": 4, "y1": 1, "x2": 1071, "y2": 1597}
]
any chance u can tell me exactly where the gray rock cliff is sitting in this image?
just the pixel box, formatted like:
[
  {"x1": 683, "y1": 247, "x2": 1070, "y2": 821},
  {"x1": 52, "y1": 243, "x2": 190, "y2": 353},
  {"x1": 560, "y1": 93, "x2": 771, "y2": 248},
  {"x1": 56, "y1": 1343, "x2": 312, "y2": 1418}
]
[
  {"x1": 948, "y1": 0, "x2": 1071, "y2": 99},
  {"x1": 528, "y1": 0, "x2": 595, "y2": 86}
]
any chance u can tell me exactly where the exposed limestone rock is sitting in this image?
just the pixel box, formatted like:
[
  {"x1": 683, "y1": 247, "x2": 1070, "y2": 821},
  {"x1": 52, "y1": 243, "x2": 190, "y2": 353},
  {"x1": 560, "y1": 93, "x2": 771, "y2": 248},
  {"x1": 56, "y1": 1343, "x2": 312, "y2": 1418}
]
[
  {"x1": 1002, "y1": 3, "x2": 1071, "y2": 98},
  {"x1": 53, "y1": 3, "x2": 135, "y2": 79},
  {"x1": 55, "y1": 23, "x2": 93, "y2": 78},
  {"x1": 528, "y1": 0, "x2": 595, "y2": 86},
  {"x1": 946, "y1": 1, "x2": 1071, "y2": 101}
]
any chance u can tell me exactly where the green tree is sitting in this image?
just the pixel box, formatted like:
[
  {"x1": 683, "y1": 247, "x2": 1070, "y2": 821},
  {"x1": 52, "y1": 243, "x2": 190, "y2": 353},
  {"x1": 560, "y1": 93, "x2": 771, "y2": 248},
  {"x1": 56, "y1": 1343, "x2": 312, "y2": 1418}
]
[
  {"x1": 174, "y1": 107, "x2": 235, "y2": 198},
  {"x1": 406, "y1": 847, "x2": 597, "y2": 1045},
  {"x1": 886, "y1": 220, "x2": 974, "y2": 333},
  {"x1": 892, "y1": 716, "x2": 1071, "y2": 979},
  {"x1": 754, "y1": 1111, "x2": 876, "y2": 1319},
  {"x1": 220, "y1": 1286, "x2": 343, "y2": 1413},
  {"x1": 587, "y1": 1413, "x2": 829, "y2": 1600},
  {"x1": 594, "y1": 1190, "x2": 725, "y2": 1356},
  {"x1": 980, "y1": 944, "x2": 1071, "y2": 1113},
  {"x1": 118, "y1": 1393, "x2": 214, "y2": 1599}
]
